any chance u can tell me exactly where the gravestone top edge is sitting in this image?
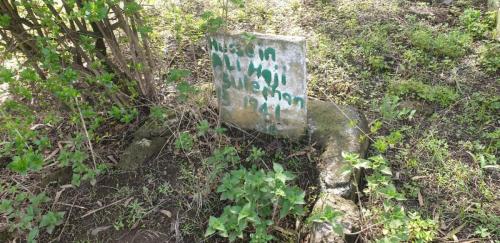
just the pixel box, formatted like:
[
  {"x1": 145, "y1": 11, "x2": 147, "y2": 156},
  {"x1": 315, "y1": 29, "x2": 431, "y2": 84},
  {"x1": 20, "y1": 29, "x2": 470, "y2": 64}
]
[{"x1": 210, "y1": 31, "x2": 306, "y2": 43}]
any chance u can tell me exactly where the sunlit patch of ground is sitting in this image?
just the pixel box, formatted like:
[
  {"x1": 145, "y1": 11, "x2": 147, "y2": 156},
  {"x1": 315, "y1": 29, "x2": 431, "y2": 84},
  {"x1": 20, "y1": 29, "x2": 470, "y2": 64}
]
[{"x1": 0, "y1": 83, "x2": 8, "y2": 105}]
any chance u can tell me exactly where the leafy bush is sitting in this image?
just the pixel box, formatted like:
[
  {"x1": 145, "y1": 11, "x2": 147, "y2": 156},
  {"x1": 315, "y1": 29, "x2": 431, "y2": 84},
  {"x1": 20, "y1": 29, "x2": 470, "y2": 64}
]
[
  {"x1": 175, "y1": 132, "x2": 195, "y2": 151},
  {"x1": 389, "y1": 80, "x2": 458, "y2": 106},
  {"x1": 108, "y1": 106, "x2": 139, "y2": 124},
  {"x1": 410, "y1": 27, "x2": 472, "y2": 58},
  {"x1": 342, "y1": 153, "x2": 438, "y2": 242},
  {"x1": 306, "y1": 206, "x2": 344, "y2": 235},
  {"x1": 205, "y1": 163, "x2": 305, "y2": 242},
  {"x1": 460, "y1": 9, "x2": 489, "y2": 38},
  {"x1": 377, "y1": 95, "x2": 415, "y2": 121},
  {"x1": 0, "y1": 191, "x2": 64, "y2": 243},
  {"x1": 479, "y1": 43, "x2": 500, "y2": 74}
]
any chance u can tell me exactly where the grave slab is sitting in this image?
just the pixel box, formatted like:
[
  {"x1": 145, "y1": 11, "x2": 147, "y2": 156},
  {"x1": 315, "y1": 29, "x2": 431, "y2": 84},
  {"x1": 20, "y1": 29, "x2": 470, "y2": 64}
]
[{"x1": 209, "y1": 32, "x2": 307, "y2": 138}]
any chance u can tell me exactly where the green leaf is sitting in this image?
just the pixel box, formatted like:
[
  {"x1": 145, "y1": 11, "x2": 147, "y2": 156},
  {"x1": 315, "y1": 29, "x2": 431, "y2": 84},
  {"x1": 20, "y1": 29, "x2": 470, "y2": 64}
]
[
  {"x1": 380, "y1": 166, "x2": 392, "y2": 176},
  {"x1": 229, "y1": 0, "x2": 245, "y2": 7},
  {"x1": 0, "y1": 14, "x2": 11, "y2": 27},
  {"x1": 0, "y1": 199, "x2": 13, "y2": 215},
  {"x1": 238, "y1": 203, "x2": 252, "y2": 222},
  {"x1": 27, "y1": 227, "x2": 39, "y2": 243},
  {"x1": 30, "y1": 192, "x2": 49, "y2": 207},
  {"x1": 273, "y1": 163, "x2": 284, "y2": 173},
  {"x1": 166, "y1": 69, "x2": 191, "y2": 83},
  {"x1": 0, "y1": 68, "x2": 14, "y2": 84},
  {"x1": 206, "y1": 216, "x2": 227, "y2": 237},
  {"x1": 8, "y1": 155, "x2": 29, "y2": 174},
  {"x1": 40, "y1": 211, "x2": 65, "y2": 234},
  {"x1": 124, "y1": 1, "x2": 141, "y2": 15}
]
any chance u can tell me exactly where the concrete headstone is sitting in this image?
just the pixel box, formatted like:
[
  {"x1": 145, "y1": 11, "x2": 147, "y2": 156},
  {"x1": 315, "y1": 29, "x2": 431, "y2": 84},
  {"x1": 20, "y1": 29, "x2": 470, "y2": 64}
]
[{"x1": 208, "y1": 32, "x2": 307, "y2": 138}]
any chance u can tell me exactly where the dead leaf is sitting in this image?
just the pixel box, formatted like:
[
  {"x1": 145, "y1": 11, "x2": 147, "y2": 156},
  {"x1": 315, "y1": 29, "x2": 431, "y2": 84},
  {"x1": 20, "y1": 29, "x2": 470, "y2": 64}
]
[
  {"x1": 90, "y1": 226, "x2": 112, "y2": 236},
  {"x1": 445, "y1": 223, "x2": 467, "y2": 240},
  {"x1": 124, "y1": 197, "x2": 134, "y2": 207},
  {"x1": 30, "y1": 123, "x2": 51, "y2": 130},
  {"x1": 160, "y1": 210, "x2": 172, "y2": 218},
  {"x1": 411, "y1": 175, "x2": 429, "y2": 180},
  {"x1": 52, "y1": 187, "x2": 66, "y2": 209},
  {"x1": 107, "y1": 155, "x2": 118, "y2": 164},
  {"x1": 44, "y1": 148, "x2": 60, "y2": 162},
  {"x1": 418, "y1": 191, "x2": 424, "y2": 207}
]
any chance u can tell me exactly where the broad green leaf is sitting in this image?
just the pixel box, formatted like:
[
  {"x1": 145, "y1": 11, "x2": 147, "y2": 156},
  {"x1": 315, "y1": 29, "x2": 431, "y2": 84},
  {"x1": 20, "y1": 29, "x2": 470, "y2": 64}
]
[
  {"x1": 238, "y1": 203, "x2": 252, "y2": 222},
  {"x1": 273, "y1": 163, "x2": 284, "y2": 173}
]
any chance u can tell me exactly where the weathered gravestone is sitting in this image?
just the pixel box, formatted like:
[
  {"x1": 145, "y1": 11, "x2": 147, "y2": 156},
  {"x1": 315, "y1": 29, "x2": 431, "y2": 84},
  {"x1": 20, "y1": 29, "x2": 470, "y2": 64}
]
[{"x1": 208, "y1": 32, "x2": 307, "y2": 138}]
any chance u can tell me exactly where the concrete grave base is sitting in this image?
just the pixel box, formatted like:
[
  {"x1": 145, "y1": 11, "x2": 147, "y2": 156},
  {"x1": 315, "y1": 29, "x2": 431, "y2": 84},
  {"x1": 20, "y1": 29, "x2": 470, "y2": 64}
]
[
  {"x1": 307, "y1": 99, "x2": 369, "y2": 242},
  {"x1": 116, "y1": 85, "x2": 369, "y2": 242},
  {"x1": 308, "y1": 100, "x2": 369, "y2": 200},
  {"x1": 308, "y1": 194, "x2": 361, "y2": 243}
]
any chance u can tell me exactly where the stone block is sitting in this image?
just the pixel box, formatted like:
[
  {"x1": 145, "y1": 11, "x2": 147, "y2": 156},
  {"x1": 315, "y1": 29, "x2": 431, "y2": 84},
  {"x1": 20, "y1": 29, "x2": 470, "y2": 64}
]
[
  {"x1": 308, "y1": 99, "x2": 369, "y2": 200},
  {"x1": 209, "y1": 32, "x2": 307, "y2": 138}
]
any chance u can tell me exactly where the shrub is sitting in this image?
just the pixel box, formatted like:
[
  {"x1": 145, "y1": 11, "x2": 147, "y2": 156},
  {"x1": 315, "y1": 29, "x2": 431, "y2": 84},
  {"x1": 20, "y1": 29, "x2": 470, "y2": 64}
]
[
  {"x1": 409, "y1": 27, "x2": 472, "y2": 58},
  {"x1": 205, "y1": 163, "x2": 305, "y2": 242},
  {"x1": 460, "y1": 9, "x2": 489, "y2": 38},
  {"x1": 479, "y1": 43, "x2": 500, "y2": 74},
  {"x1": 433, "y1": 30, "x2": 472, "y2": 58},
  {"x1": 389, "y1": 80, "x2": 458, "y2": 106}
]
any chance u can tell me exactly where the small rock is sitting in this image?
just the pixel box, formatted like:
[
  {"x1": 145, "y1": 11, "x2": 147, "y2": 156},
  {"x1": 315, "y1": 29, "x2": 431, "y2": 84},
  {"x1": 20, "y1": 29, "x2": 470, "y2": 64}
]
[
  {"x1": 484, "y1": 165, "x2": 499, "y2": 180},
  {"x1": 118, "y1": 114, "x2": 178, "y2": 171},
  {"x1": 160, "y1": 210, "x2": 172, "y2": 218},
  {"x1": 90, "y1": 225, "x2": 112, "y2": 236},
  {"x1": 309, "y1": 194, "x2": 360, "y2": 243},
  {"x1": 118, "y1": 136, "x2": 166, "y2": 171}
]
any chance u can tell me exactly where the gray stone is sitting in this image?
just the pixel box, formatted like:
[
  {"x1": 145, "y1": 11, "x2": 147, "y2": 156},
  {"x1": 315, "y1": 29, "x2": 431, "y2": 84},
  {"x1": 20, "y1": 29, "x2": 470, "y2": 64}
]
[
  {"x1": 484, "y1": 165, "x2": 499, "y2": 180},
  {"x1": 309, "y1": 194, "x2": 360, "y2": 243},
  {"x1": 118, "y1": 115, "x2": 177, "y2": 171},
  {"x1": 118, "y1": 137, "x2": 166, "y2": 171},
  {"x1": 308, "y1": 99, "x2": 369, "y2": 200},
  {"x1": 209, "y1": 32, "x2": 307, "y2": 138}
]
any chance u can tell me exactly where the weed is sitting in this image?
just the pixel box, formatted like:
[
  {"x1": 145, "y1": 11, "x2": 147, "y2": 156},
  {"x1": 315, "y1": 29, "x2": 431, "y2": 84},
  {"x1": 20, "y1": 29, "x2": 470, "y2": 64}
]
[
  {"x1": 108, "y1": 106, "x2": 139, "y2": 124},
  {"x1": 478, "y1": 43, "x2": 500, "y2": 74},
  {"x1": 245, "y1": 146, "x2": 265, "y2": 163},
  {"x1": 342, "y1": 152, "x2": 438, "y2": 242},
  {"x1": 205, "y1": 163, "x2": 305, "y2": 242},
  {"x1": 0, "y1": 191, "x2": 64, "y2": 243},
  {"x1": 175, "y1": 132, "x2": 194, "y2": 151},
  {"x1": 373, "y1": 130, "x2": 404, "y2": 153},
  {"x1": 126, "y1": 199, "x2": 146, "y2": 228},
  {"x1": 158, "y1": 182, "x2": 174, "y2": 196},
  {"x1": 149, "y1": 106, "x2": 171, "y2": 123},
  {"x1": 460, "y1": 9, "x2": 495, "y2": 38},
  {"x1": 306, "y1": 206, "x2": 344, "y2": 235},
  {"x1": 376, "y1": 95, "x2": 414, "y2": 122},
  {"x1": 410, "y1": 27, "x2": 472, "y2": 58},
  {"x1": 197, "y1": 120, "x2": 211, "y2": 137},
  {"x1": 389, "y1": 79, "x2": 458, "y2": 107}
]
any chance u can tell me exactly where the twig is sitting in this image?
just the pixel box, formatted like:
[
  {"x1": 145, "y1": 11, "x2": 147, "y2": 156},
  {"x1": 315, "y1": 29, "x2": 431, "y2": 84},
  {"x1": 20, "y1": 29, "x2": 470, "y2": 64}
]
[
  {"x1": 53, "y1": 202, "x2": 87, "y2": 210},
  {"x1": 53, "y1": 195, "x2": 78, "y2": 242},
  {"x1": 80, "y1": 197, "x2": 129, "y2": 219},
  {"x1": 74, "y1": 97, "x2": 97, "y2": 170}
]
